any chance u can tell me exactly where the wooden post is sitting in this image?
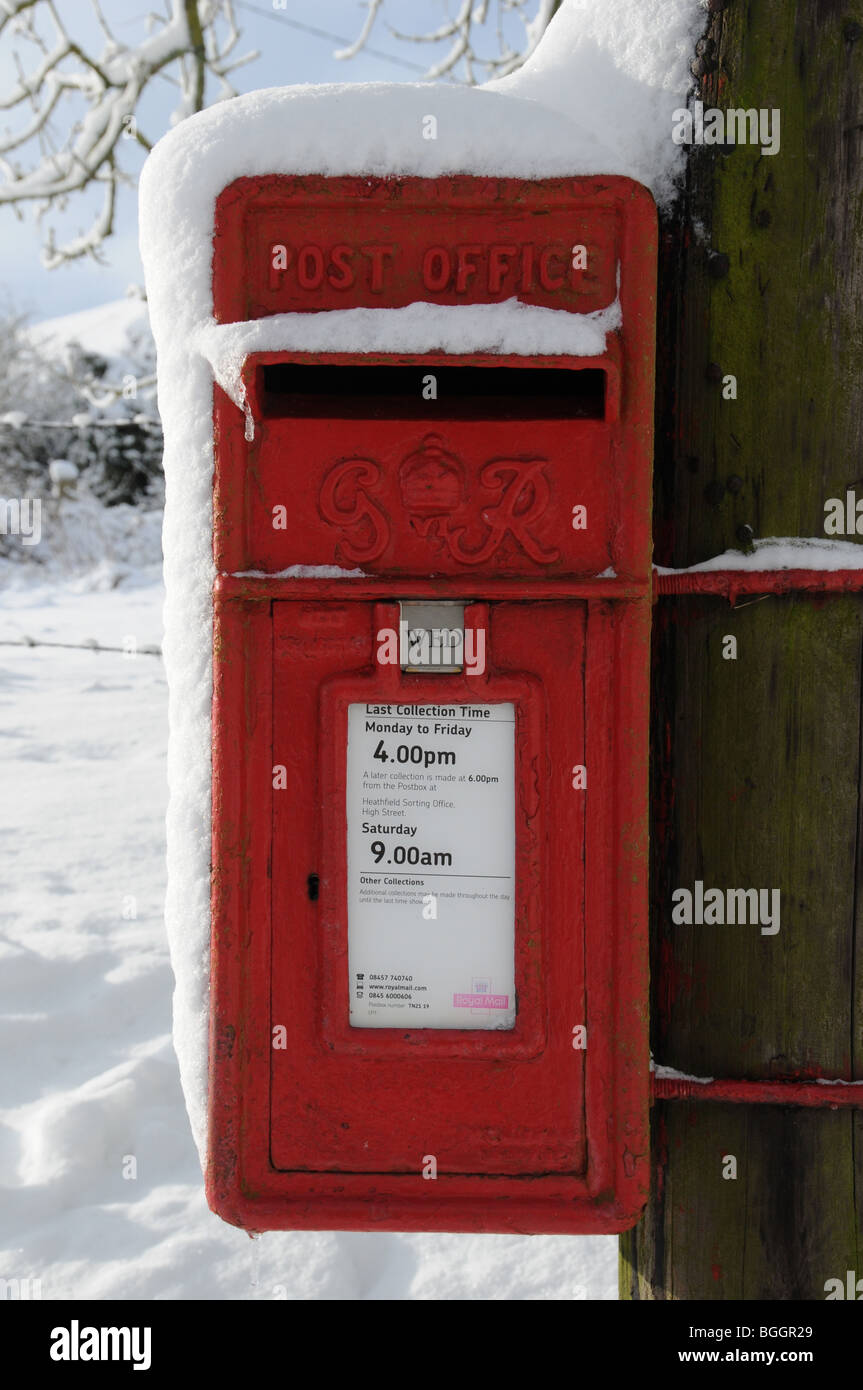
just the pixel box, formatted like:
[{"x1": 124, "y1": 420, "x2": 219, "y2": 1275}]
[{"x1": 621, "y1": 0, "x2": 863, "y2": 1299}]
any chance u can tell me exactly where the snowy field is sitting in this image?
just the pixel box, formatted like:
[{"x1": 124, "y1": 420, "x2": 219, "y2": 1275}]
[
  {"x1": 0, "y1": 0, "x2": 713, "y2": 1303},
  {"x1": 0, "y1": 570, "x2": 615, "y2": 1300}
]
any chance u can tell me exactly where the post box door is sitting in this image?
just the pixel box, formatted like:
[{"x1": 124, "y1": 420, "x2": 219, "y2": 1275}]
[{"x1": 270, "y1": 597, "x2": 589, "y2": 1175}]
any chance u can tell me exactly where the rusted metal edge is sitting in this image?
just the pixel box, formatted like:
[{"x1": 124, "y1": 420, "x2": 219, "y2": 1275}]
[
  {"x1": 654, "y1": 568, "x2": 863, "y2": 601},
  {"x1": 653, "y1": 1075, "x2": 863, "y2": 1108}
]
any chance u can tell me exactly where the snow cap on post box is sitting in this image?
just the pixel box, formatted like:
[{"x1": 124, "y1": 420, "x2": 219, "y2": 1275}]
[{"x1": 139, "y1": 0, "x2": 703, "y2": 1163}]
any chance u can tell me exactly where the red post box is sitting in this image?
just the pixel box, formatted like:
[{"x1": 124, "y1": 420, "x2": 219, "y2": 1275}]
[{"x1": 208, "y1": 175, "x2": 656, "y2": 1234}]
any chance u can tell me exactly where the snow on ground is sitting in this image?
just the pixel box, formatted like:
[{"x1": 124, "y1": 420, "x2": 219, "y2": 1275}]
[
  {"x1": 0, "y1": 572, "x2": 616, "y2": 1299},
  {"x1": 30, "y1": 294, "x2": 151, "y2": 378},
  {"x1": 0, "y1": 482, "x2": 163, "y2": 589}
]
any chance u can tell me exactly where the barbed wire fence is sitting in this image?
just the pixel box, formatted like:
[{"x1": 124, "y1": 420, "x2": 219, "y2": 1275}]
[{"x1": 0, "y1": 636, "x2": 162, "y2": 656}]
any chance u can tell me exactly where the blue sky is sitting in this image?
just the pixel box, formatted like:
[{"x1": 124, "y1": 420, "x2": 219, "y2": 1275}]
[{"x1": 0, "y1": 0, "x2": 537, "y2": 322}]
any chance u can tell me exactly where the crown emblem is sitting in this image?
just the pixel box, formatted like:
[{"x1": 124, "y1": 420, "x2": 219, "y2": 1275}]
[{"x1": 398, "y1": 433, "x2": 464, "y2": 516}]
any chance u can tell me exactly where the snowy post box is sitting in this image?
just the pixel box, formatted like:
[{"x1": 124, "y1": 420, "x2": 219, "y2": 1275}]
[{"x1": 141, "y1": 88, "x2": 657, "y2": 1236}]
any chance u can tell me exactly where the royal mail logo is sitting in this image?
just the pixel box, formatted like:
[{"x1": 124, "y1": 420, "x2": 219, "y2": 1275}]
[
  {"x1": 453, "y1": 993, "x2": 510, "y2": 1009},
  {"x1": 319, "y1": 433, "x2": 559, "y2": 567}
]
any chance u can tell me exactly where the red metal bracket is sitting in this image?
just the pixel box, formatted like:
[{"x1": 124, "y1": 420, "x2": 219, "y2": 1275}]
[
  {"x1": 653, "y1": 1074, "x2": 863, "y2": 1109},
  {"x1": 654, "y1": 566, "x2": 863, "y2": 602}
]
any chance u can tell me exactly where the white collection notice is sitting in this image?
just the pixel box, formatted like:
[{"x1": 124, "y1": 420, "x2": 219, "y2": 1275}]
[{"x1": 346, "y1": 701, "x2": 516, "y2": 1029}]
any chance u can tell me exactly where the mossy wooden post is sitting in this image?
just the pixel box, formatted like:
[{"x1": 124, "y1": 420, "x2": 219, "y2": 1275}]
[{"x1": 620, "y1": 1, "x2": 863, "y2": 1299}]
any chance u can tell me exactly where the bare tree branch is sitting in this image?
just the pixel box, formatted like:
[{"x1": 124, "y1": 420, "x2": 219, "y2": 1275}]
[
  {"x1": 332, "y1": 0, "x2": 385, "y2": 63},
  {"x1": 337, "y1": 0, "x2": 561, "y2": 84},
  {"x1": 0, "y1": 0, "x2": 258, "y2": 264}
]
